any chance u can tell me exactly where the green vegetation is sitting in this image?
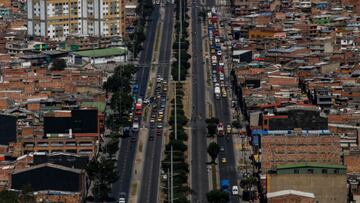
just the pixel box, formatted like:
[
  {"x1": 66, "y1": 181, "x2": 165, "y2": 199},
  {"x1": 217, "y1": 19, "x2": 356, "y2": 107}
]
[
  {"x1": 103, "y1": 64, "x2": 137, "y2": 132},
  {"x1": 0, "y1": 184, "x2": 36, "y2": 203},
  {"x1": 206, "y1": 189, "x2": 230, "y2": 203},
  {"x1": 206, "y1": 117, "x2": 219, "y2": 136},
  {"x1": 86, "y1": 158, "x2": 119, "y2": 201},
  {"x1": 161, "y1": 83, "x2": 190, "y2": 203},
  {"x1": 240, "y1": 176, "x2": 257, "y2": 190},
  {"x1": 171, "y1": 0, "x2": 191, "y2": 80},
  {"x1": 125, "y1": 0, "x2": 154, "y2": 57},
  {"x1": 207, "y1": 142, "x2": 220, "y2": 163},
  {"x1": 86, "y1": 64, "x2": 136, "y2": 201}
]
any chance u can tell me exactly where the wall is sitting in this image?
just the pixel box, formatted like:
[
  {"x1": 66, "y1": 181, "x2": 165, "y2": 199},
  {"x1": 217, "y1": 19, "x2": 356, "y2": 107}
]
[{"x1": 268, "y1": 194, "x2": 314, "y2": 203}]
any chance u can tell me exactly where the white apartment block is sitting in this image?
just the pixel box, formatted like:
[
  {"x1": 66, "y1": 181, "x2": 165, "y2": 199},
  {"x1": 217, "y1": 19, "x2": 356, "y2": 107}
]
[{"x1": 27, "y1": 0, "x2": 125, "y2": 41}]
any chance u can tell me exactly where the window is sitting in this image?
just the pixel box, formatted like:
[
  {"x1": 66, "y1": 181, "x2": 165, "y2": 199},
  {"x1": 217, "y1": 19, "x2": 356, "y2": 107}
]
[
  {"x1": 294, "y1": 169, "x2": 299, "y2": 174},
  {"x1": 334, "y1": 169, "x2": 339, "y2": 174},
  {"x1": 307, "y1": 169, "x2": 314, "y2": 174},
  {"x1": 322, "y1": 169, "x2": 327, "y2": 174}
]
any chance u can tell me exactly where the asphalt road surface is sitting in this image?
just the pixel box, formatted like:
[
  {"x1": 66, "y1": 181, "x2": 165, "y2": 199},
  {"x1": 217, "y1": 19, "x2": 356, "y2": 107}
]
[
  {"x1": 190, "y1": 0, "x2": 210, "y2": 202},
  {"x1": 207, "y1": 0, "x2": 241, "y2": 202},
  {"x1": 138, "y1": 3, "x2": 174, "y2": 203},
  {"x1": 111, "y1": 4, "x2": 160, "y2": 200},
  {"x1": 215, "y1": 99, "x2": 240, "y2": 203}
]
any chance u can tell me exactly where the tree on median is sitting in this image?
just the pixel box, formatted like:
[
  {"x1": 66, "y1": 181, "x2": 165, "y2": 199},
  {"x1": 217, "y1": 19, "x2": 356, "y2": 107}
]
[
  {"x1": 206, "y1": 189, "x2": 230, "y2": 203},
  {"x1": 207, "y1": 142, "x2": 220, "y2": 163}
]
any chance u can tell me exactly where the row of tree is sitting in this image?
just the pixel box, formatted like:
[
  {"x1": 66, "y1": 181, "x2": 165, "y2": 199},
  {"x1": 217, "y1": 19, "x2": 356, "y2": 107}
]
[
  {"x1": 86, "y1": 65, "x2": 136, "y2": 201},
  {"x1": 161, "y1": 84, "x2": 190, "y2": 202},
  {"x1": 125, "y1": 0, "x2": 154, "y2": 57},
  {"x1": 171, "y1": 0, "x2": 191, "y2": 80}
]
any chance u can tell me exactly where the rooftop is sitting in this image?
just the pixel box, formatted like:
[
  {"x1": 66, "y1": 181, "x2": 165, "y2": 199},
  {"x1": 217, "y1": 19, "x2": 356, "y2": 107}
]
[
  {"x1": 276, "y1": 163, "x2": 346, "y2": 170},
  {"x1": 73, "y1": 47, "x2": 127, "y2": 58},
  {"x1": 267, "y1": 190, "x2": 315, "y2": 199}
]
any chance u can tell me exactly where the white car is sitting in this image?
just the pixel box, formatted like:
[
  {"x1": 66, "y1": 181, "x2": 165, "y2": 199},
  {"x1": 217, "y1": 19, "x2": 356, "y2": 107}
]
[
  {"x1": 219, "y1": 73, "x2": 225, "y2": 81},
  {"x1": 132, "y1": 122, "x2": 139, "y2": 131},
  {"x1": 118, "y1": 192, "x2": 126, "y2": 203},
  {"x1": 232, "y1": 185, "x2": 239, "y2": 195}
]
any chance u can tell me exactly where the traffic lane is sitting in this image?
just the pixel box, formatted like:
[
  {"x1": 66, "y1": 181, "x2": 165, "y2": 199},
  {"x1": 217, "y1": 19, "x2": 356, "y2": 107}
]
[
  {"x1": 158, "y1": 4, "x2": 173, "y2": 64},
  {"x1": 138, "y1": 129, "x2": 156, "y2": 203},
  {"x1": 191, "y1": 2, "x2": 209, "y2": 203},
  {"x1": 214, "y1": 99, "x2": 240, "y2": 203},
  {"x1": 112, "y1": 133, "x2": 138, "y2": 198},
  {"x1": 137, "y1": 6, "x2": 160, "y2": 96},
  {"x1": 148, "y1": 133, "x2": 164, "y2": 203}
]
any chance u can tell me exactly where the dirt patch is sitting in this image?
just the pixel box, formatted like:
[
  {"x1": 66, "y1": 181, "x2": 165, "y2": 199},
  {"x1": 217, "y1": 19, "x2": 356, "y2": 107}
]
[{"x1": 182, "y1": 81, "x2": 191, "y2": 119}]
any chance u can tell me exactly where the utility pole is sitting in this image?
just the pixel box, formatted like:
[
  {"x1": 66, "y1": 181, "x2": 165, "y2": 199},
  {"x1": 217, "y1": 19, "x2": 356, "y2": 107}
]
[{"x1": 168, "y1": 168, "x2": 171, "y2": 203}]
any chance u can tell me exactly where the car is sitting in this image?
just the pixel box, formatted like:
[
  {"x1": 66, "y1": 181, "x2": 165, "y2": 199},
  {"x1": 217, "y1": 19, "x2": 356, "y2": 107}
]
[
  {"x1": 217, "y1": 50, "x2": 222, "y2": 56},
  {"x1": 215, "y1": 83, "x2": 220, "y2": 88},
  {"x1": 221, "y1": 157, "x2": 227, "y2": 164},
  {"x1": 213, "y1": 77, "x2": 218, "y2": 83},
  {"x1": 118, "y1": 192, "x2": 126, "y2": 203},
  {"x1": 143, "y1": 99, "x2": 150, "y2": 105},
  {"x1": 222, "y1": 91, "x2": 227, "y2": 98},
  {"x1": 219, "y1": 73, "x2": 225, "y2": 81},
  {"x1": 226, "y1": 124, "x2": 232, "y2": 134},
  {"x1": 157, "y1": 123, "x2": 163, "y2": 128},
  {"x1": 232, "y1": 186, "x2": 239, "y2": 195},
  {"x1": 132, "y1": 122, "x2": 139, "y2": 131},
  {"x1": 156, "y1": 130, "x2": 162, "y2": 136},
  {"x1": 149, "y1": 135, "x2": 155, "y2": 141},
  {"x1": 157, "y1": 77, "x2": 163, "y2": 83},
  {"x1": 130, "y1": 136, "x2": 137, "y2": 143},
  {"x1": 157, "y1": 117, "x2": 163, "y2": 122},
  {"x1": 212, "y1": 69, "x2": 217, "y2": 74},
  {"x1": 220, "y1": 146, "x2": 225, "y2": 152},
  {"x1": 150, "y1": 117, "x2": 155, "y2": 123}
]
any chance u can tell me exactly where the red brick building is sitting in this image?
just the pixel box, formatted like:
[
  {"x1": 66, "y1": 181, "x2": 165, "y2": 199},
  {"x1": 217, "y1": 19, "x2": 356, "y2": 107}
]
[{"x1": 261, "y1": 135, "x2": 341, "y2": 172}]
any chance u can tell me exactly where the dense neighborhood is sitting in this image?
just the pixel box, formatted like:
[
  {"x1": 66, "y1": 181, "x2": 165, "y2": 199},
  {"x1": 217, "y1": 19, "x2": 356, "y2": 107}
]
[{"x1": 0, "y1": 0, "x2": 359, "y2": 202}]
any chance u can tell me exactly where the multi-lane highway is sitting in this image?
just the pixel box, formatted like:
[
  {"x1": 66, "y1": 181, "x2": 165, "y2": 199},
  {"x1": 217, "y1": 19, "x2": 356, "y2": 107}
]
[
  {"x1": 138, "y1": 3, "x2": 174, "y2": 203},
  {"x1": 190, "y1": 0, "x2": 210, "y2": 202},
  {"x1": 111, "y1": 4, "x2": 160, "y2": 200}
]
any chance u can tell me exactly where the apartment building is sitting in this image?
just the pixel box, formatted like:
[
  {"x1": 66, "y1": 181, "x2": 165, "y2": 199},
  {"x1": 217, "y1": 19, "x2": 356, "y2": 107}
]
[{"x1": 27, "y1": 0, "x2": 125, "y2": 40}]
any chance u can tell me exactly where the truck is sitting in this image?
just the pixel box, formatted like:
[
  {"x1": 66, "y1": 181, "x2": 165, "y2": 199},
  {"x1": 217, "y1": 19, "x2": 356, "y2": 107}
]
[
  {"x1": 217, "y1": 123, "x2": 224, "y2": 136},
  {"x1": 135, "y1": 103, "x2": 142, "y2": 116},
  {"x1": 214, "y1": 86, "x2": 221, "y2": 99},
  {"x1": 132, "y1": 84, "x2": 139, "y2": 95},
  {"x1": 221, "y1": 179, "x2": 230, "y2": 192}
]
